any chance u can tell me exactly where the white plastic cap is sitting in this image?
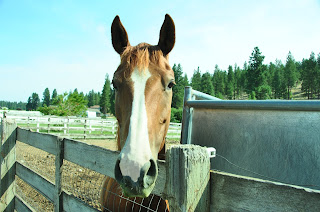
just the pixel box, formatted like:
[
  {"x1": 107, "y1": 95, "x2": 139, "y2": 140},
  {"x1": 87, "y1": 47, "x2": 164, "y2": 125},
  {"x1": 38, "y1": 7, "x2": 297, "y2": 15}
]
[{"x1": 206, "y1": 147, "x2": 216, "y2": 158}]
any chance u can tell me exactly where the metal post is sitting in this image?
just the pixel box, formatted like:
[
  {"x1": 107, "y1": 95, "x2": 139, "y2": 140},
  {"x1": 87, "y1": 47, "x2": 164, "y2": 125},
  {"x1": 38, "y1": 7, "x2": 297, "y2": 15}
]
[{"x1": 181, "y1": 86, "x2": 193, "y2": 144}]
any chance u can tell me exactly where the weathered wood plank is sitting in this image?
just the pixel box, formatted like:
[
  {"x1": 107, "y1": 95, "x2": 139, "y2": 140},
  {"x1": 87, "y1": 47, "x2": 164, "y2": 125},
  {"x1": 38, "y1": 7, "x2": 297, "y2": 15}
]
[
  {"x1": 164, "y1": 145, "x2": 210, "y2": 212},
  {"x1": 62, "y1": 191, "x2": 99, "y2": 212},
  {"x1": 17, "y1": 128, "x2": 58, "y2": 155},
  {"x1": 0, "y1": 119, "x2": 16, "y2": 212},
  {"x1": 16, "y1": 162, "x2": 55, "y2": 202},
  {"x1": 15, "y1": 195, "x2": 34, "y2": 212},
  {"x1": 54, "y1": 138, "x2": 64, "y2": 212},
  {"x1": 210, "y1": 171, "x2": 320, "y2": 212},
  {"x1": 0, "y1": 181, "x2": 15, "y2": 212},
  {"x1": 0, "y1": 147, "x2": 15, "y2": 182},
  {"x1": 64, "y1": 138, "x2": 118, "y2": 179}
]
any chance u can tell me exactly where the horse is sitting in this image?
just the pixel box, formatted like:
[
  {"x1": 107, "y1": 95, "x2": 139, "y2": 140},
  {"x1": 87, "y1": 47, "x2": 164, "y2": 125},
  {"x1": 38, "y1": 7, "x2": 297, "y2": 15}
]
[{"x1": 100, "y1": 14, "x2": 175, "y2": 211}]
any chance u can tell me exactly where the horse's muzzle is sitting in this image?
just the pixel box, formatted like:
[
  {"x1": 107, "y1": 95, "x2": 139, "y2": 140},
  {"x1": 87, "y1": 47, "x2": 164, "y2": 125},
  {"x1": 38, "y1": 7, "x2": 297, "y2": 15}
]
[{"x1": 114, "y1": 158, "x2": 158, "y2": 198}]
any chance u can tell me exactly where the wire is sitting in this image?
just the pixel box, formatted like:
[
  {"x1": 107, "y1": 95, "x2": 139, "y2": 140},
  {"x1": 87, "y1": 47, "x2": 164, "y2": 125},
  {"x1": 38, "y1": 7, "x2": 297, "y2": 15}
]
[{"x1": 215, "y1": 153, "x2": 320, "y2": 190}]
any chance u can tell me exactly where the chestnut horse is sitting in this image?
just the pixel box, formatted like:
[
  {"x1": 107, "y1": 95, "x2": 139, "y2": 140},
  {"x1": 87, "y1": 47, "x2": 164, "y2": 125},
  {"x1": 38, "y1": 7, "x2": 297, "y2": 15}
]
[{"x1": 100, "y1": 14, "x2": 175, "y2": 211}]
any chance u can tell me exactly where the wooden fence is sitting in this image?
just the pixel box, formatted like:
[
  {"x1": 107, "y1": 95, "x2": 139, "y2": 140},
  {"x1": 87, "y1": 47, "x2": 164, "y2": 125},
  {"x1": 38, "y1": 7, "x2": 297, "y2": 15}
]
[
  {"x1": 0, "y1": 115, "x2": 181, "y2": 139},
  {"x1": 0, "y1": 119, "x2": 209, "y2": 212}
]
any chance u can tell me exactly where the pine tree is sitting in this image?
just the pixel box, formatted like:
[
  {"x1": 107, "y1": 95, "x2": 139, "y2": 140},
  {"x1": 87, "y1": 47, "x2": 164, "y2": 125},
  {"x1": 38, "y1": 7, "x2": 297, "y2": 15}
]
[
  {"x1": 226, "y1": 65, "x2": 235, "y2": 99},
  {"x1": 201, "y1": 72, "x2": 214, "y2": 96},
  {"x1": 270, "y1": 61, "x2": 282, "y2": 99},
  {"x1": 234, "y1": 65, "x2": 242, "y2": 99},
  {"x1": 316, "y1": 53, "x2": 320, "y2": 99},
  {"x1": 95, "y1": 92, "x2": 101, "y2": 105},
  {"x1": 87, "y1": 90, "x2": 95, "y2": 107},
  {"x1": 31, "y1": 93, "x2": 40, "y2": 110},
  {"x1": 301, "y1": 52, "x2": 317, "y2": 99},
  {"x1": 284, "y1": 52, "x2": 297, "y2": 99},
  {"x1": 241, "y1": 62, "x2": 248, "y2": 93},
  {"x1": 26, "y1": 97, "x2": 32, "y2": 111},
  {"x1": 42, "y1": 88, "x2": 51, "y2": 107},
  {"x1": 191, "y1": 67, "x2": 202, "y2": 91},
  {"x1": 172, "y1": 64, "x2": 188, "y2": 109},
  {"x1": 100, "y1": 75, "x2": 111, "y2": 114},
  {"x1": 51, "y1": 89, "x2": 58, "y2": 104},
  {"x1": 212, "y1": 65, "x2": 226, "y2": 99},
  {"x1": 182, "y1": 74, "x2": 189, "y2": 88},
  {"x1": 247, "y1": 47, "x2": 270, "y2": 99}
]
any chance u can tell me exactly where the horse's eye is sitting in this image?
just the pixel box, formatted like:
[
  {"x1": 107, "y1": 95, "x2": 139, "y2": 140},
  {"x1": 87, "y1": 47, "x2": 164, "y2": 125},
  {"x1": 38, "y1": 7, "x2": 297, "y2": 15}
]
[
  {"x1": 112, "y1": 80, "x2": 118, "y2": 90},
  {"x1": 167, "y1": 81, "x2": 175, "y2": 89}
]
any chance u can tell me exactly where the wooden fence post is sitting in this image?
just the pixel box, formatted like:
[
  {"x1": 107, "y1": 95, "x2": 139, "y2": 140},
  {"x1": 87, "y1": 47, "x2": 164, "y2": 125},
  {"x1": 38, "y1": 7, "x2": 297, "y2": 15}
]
[
  {"x1": 48, "y1": 117, "x2": 51, "y2": 133},
  {"x1": 36, "y1": 117, "x2": 39, "y2": 133},
  {"x1": 84, "y1": 119, "x2": 87, "y2": 140},
  {"x1": 88, "y1": 120, "x2": 92, "y2": 134},
  {"x1": 164, "y1": 144, "x2": 210, "y2": 212},
  {"x1": 67, "y1": 118, "x2": 70, "y2": 134},
  {"x1": 0, "y1": 118, "x2": 17, "y2": 211},
  {"x1": 64, "y1": 119, "x2": 67, "y2": 135},
  {"x1": 112, "y1": 120, "x2": 115, "y2": 136},
  {"x1": 54, "y1": 137, "x2": 64, "y2": 212},
  {"x1": 100, "y1": 120, "x2": 103, "y2": 135},
  {"x1": 27, "y1": 116, "x2": 30, "y2": 129}
]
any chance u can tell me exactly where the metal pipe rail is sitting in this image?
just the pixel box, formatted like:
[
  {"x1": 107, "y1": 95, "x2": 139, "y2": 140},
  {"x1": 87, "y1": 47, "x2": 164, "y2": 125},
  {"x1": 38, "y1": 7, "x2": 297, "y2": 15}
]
[{"x1": 186, "y1": 100, "x2": 320, "y2": 111}]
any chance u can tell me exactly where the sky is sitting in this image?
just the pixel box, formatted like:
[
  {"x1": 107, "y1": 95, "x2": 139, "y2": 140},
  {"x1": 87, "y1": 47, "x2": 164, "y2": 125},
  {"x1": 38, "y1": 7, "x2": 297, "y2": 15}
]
[{"x1": 1, "y1": 0, "x2": 320, "y2": 102}]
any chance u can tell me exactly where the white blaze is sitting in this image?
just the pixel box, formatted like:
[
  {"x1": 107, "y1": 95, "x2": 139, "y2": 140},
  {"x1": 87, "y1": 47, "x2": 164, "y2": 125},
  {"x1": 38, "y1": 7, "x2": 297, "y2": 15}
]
[{"x1": 119, "y1": 68, "x2": 153, "y2": 182}]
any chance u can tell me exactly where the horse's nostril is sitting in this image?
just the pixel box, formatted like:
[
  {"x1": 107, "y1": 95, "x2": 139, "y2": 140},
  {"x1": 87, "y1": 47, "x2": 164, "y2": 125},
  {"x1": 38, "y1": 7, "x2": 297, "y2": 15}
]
[
  {"x1": 143, "y1": 159, "x2": 158, "y2": 188},
  {"x1": 147, "y1": 159, "x2": 157, "y2": 177},
  {"x1": 114, "y1": 159, "x2": 123, "y2": 183}
]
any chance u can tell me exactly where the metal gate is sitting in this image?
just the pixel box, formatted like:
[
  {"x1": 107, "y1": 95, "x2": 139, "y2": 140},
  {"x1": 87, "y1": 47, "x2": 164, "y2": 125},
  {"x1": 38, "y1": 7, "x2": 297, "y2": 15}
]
[{"x1": 181, "y1": 86, "x2": 320, "y2": 190}]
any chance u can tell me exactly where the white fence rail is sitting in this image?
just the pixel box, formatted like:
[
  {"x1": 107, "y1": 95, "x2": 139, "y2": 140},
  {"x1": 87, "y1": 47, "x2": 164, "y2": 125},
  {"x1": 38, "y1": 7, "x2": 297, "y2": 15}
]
[{"x1": 0, "y1": 114, "x2": 181, "y2": 139}]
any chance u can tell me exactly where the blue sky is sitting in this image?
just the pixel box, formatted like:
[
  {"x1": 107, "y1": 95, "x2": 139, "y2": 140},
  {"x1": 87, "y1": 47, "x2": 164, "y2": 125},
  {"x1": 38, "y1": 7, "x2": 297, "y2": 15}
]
[{"x1": 1, "y1": 0, "x2": 320, "y2": 102}]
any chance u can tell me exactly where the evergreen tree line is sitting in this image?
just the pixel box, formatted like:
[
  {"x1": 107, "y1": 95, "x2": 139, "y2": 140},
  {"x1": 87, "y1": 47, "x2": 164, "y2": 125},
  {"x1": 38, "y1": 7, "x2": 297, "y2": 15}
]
[
  {"x1": 171, "y1": 47, "x2": 320, "y2": 112},
  {"x1": 0, "y1": 101, "x2": 26, "y2": 110}
]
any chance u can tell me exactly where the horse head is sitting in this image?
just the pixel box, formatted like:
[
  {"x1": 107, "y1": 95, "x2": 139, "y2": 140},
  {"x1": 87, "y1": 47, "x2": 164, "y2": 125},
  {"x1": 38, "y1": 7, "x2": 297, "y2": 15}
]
[{"x1": 111, "y1": 14, "x2": 175, "y2": 198}]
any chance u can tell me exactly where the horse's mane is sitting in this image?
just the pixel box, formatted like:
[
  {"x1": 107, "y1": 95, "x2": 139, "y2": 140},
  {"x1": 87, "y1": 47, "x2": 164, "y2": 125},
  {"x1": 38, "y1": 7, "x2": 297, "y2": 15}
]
[{"x1": 120, "y1": 43, "x2": 169, "y2": 73}]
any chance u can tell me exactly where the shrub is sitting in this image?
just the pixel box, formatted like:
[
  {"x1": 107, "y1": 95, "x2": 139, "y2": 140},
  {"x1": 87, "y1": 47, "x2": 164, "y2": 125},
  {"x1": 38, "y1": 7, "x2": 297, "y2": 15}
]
[{"x1": 170, "y1": 108, "x2": 183, "y2": 123}]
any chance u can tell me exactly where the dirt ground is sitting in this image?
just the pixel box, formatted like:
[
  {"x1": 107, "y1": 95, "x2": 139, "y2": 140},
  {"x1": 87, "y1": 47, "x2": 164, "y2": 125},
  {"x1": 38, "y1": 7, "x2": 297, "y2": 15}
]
[{"x1": 16, "y1": 138, "x2": 179, "y2": 211}]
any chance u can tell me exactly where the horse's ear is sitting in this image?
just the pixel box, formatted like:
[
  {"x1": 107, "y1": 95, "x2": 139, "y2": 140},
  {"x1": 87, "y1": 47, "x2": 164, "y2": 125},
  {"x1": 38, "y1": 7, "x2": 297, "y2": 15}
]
[
  {"x1": 158, "y1": 14, "x2": 175, "y2": 56},
  {"x1": 111, "y1": 16, "x2": 130, "y2": 55}
]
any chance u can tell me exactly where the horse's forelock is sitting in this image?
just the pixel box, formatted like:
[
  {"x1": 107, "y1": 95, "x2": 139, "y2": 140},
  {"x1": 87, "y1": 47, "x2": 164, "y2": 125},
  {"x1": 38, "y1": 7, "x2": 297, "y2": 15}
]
[{"x1": 120, "y1": 43, "x2": 165, "y2": 74}]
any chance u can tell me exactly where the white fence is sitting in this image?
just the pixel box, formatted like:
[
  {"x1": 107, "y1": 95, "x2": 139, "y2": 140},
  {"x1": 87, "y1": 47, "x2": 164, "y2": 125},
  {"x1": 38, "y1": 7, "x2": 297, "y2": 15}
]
[{"x1": 0, "y1": 113, "x2": 181, "y2": 140}]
